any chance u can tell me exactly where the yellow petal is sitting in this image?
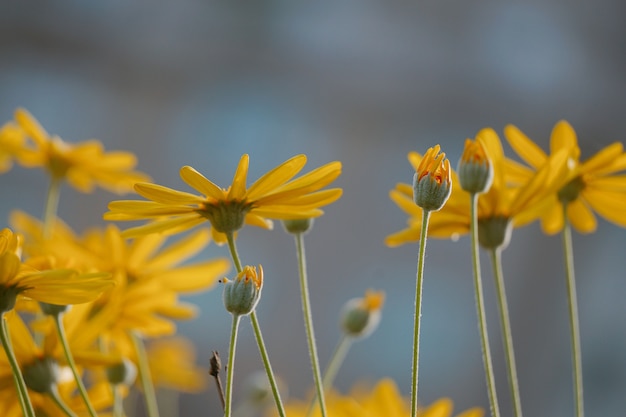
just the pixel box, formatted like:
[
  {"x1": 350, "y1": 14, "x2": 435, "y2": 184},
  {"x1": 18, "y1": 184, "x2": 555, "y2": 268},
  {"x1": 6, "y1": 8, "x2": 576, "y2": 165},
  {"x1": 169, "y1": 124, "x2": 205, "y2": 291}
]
[
  {"x1": 540, "y1": 202, "x2": 564, "y2": 235},
  {"x1": 477, "y1": 128, "x2": 506, "y2": 191},
  {"x1": 121, "y1": 214, "x2": 205, "y2": 238},
  {"x1": 456, "y1": 408, "x2": 485, "y2": 417},
  {"x1": 550, "y1": 120, "x2": 579, "y2": 156},
  {"x1": 407, "y1": 151, "x2": 423, "y2": 171},
  {"x1": 14, "y1": 108, "x2": 49, "y2": 148},
  {"x1": 105, "y1": 201, "x2": 194, "y2": 220},
  {"x1": 385, "y1": 228, "x2": 421, "y2": 247},
  {"x1": 156, "y1": 258, "x2": 230, "y2": 292},
  {"x1": 246, "y1": 154, "x2": 307, "y2": 201},
  {"x1": 145, "y1": 228, "x2": 211, "y2": 270},
  {"x1": 389, "y1": 189, "x2": 421, "y2": 216},
  {"x1": 251, "y1": 206, "x2": 324, "y2": 219},
  {"x1": 228, "y1": 154, "x2": 250, "y2": 200},
  {"x1": 580, "y1": 142, "x2": 623, "y2": 175},
  {"x1": 589, "y1": 175, "x2": 626, "y2": 191},
  {"x1": 179, "y1": 165, "x2": 225, "y2": 199},
  {"x1": 503, "y1": 124, "x2": 547, "y2": 169},
  {"x1": 135, "y1": 183, "x2": 205, "y2": 205},
  {"x1": 584, "y1": 188, "x2": 626, "y2": 228},
  {"x1": 421, "y1": 398, "x2": 453, "y2": 417},
  {"x1": 0, "y1": 252, "x2": 21, "y2": 285},
  {"x1": 20, "y1": 271, "x2": 114, "y2": 305},
  {"x1": 567, "y1": 199, "x2": 596, "y2": 233}
]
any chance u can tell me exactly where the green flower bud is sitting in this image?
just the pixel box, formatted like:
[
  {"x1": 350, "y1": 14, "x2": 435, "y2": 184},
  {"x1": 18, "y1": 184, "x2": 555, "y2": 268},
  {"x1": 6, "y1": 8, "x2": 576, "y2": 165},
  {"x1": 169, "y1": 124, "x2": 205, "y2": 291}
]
[
  {"x1": 478, "y1": 216, "x2": 512, "y2": 250},
  {"x1": 340, "y1": 289, "x2": 385, "y2": 339},
  {"x1": 23, "y1": 357, "x2": 60, "y2": 394},
  {"x1": 282, "y1": 218, "x2": 314, "y2": 235},
  {"x1": 107, "y1": 358, "x2": 137, "y2": 386},
  {"x1": 413, "y1": 145, "x2": 452, "y2": 212},
  {"x1": 458, "y1": 138, "x2": 493, "y2": 194},
  {"x1": 221, "y1": 265, "x2": 263, "y2": 316},
  {"x1": 40, "y1": 302, "x2": 70, "y2": 317}
]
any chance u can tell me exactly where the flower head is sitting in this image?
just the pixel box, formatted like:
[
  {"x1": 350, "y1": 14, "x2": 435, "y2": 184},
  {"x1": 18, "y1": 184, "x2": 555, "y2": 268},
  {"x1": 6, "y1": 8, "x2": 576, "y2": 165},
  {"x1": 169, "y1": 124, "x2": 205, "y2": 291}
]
[
  {"x1": 221, "y1": 265, "x2": 263, "y2": 316},
  {"x1": 413, "y1": 145, "x2": 452, "y2": 211},
  {"x1": 340, "y1": 289, "x2": 385, "y2": 339},
  {"x1": 458, "y1": 138, "x2": 493, "y2": 194},
  {"x1": 504, "y1": 120, "x2": 626, "y2": 234},
  {"x1": 105, "y1": 154, "x2": 342, "y2": 243},
  {"x1": 12, "y1": 108, "x2": 150, "y2": 193}
]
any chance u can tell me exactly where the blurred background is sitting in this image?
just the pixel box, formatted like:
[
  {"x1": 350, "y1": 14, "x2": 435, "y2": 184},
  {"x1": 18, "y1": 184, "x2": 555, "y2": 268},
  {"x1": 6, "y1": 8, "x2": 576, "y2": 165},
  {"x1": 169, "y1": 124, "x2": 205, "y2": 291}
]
[{"x1": 1, "y1": 1, "x2": 625, "y2": 416}]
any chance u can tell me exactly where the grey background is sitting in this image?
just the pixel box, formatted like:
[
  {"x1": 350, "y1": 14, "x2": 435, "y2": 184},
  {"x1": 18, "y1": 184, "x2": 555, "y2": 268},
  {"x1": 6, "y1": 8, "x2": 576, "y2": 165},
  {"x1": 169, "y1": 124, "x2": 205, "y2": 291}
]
[{"x1": 0, "y1": 1, "x2": 625, "y2": 416}]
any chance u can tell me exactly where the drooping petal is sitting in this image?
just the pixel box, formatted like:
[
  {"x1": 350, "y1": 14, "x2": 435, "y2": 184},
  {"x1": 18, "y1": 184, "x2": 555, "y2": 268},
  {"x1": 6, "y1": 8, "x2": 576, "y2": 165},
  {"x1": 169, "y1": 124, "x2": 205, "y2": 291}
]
[
  {"x1": 583, "y1": 188, "x2": 626, "y2": 228},
  {"x1": 105, "y1": 201, "x2": 195, "y2": 220},
  {"x1": 121, "y1": 214, "x2": 204, "y2": 238},
  {"x1": 144, "y1": 228, "x2": 211, "y2": 270},
  {"x1": 580, "y1": 142, "x2": 623, "y2": 175},
  {"x1": 503, "y1": 124, "x2": 547, "y2": 169},
  {"x1": 156, "y1": 259, "x2": 230, "y2": 292},
  {"x1": 567, "y1": 199, "x2": 596, "y2": 233}
]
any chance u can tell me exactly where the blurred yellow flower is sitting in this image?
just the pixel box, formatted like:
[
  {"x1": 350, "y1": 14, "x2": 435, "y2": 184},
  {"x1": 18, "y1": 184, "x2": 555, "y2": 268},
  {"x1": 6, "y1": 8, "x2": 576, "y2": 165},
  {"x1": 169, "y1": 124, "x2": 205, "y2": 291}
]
[
  {"x1": 0, "y1": 228, "x2": 113, "y2": 310},
  {"x1": 386, "y1": 129, "x2": 571, "y2": 248},
  {"x1": 504, "y1": 120, "x2": 626, "y2": 233},
  {"x1": 12, "y1": 108, "x2": 150, "y2": 193},
  {"x1": 147, "y1": 337, "x2": 207, "y2": 393},
  {"x1": 105, "y1": 154, "x2": 342, "y2": 243},
  {"x1": 0, "y1": 122, "x2": 27, "y2": 173},
  {"x1": 278, "y1": 378, "x2": 483, "y2": 417}
]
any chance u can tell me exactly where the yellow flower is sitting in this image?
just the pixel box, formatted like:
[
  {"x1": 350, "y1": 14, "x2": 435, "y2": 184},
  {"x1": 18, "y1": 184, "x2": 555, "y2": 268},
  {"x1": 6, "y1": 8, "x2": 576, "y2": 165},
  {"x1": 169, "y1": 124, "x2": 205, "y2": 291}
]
[
  {"x1": 146, "y1": 337, "x2": 207, "y2": 393},
  {"x1": 413, "y1": 145, "x2": 452, "y2": 211},
  {"x1": 105, "y1": 154, "x2": 342, "y2": 243},
  {"x1": 12, "y1": 108, "x2": 150, "y2": 193},
  {"x1": 10, "y1": 212, "x2": 230, "y2": 349},
  {"x1": 278, "y1": 378, "x2": 483, "y2": 417},
  {"x1": 504, "y1": 120, "x2": 626, "y2": 233},
  {"x1": 386, "y1": 129, "x2": 571, "y2": 248},
  {"x1": 0, "y1": 122, "x2": 27, "y2": 173},
  {"x1": 0, "y1": 228, "x2": 113, "y2": 310}
]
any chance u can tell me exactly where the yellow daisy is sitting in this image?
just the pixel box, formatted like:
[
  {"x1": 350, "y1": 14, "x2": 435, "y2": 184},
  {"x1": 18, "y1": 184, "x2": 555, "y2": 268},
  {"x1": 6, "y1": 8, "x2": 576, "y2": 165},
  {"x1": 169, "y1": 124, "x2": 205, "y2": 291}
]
[
  {"x1": 278, "y1": 378, "x2": 483, "y2": 417},
  {"x1": 105, "y1": 153, "x2": 342, "y2": 243},
  {"x1": 504, "y1": 120, "x2": 626, "y2": 234},
  {"x1": 386, "y1": 128, "x2": 572, "y2": 249},
  {"x1": 12, "y1": 108, "x2": 150, "y2": 194},
  {"x1": 0, "y1": 228, "x2": 112, "y2": 310}
]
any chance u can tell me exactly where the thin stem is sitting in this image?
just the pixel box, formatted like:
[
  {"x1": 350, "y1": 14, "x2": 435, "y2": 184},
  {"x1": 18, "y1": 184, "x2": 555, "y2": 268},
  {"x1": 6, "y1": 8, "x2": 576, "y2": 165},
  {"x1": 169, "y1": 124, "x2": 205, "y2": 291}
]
[
  {"x1": 321, "y1": 335, "x2": 352, "y2": 390},
  {"x1": 469, "y1": 194, "x2": 500, "y2": 417},
  {"x1": 224, "y1": 232, "x2": 286, "y2": 417},
  {"x1": 131, "y1": 332, "x2": 160, "y2": 417},
  {"x1": 224, "y1": 315, "x2": 241, "y2": 417},
  {"x1": 249, "y1": 312, "x2": 286, "y2": 417},
  {"x1": 0, "y1": 314, "x2": 36, "y2": 417},
  {"x1": 49, "y1": 385, "x2": 79, "y2": 417},
  {"x1": 561, "y1": 212, "x2": 584, "y2": 417},
  {"x1": 410, "y1": 209, "x2": 431, "y2": 417},
  {"x1": 52, "y1": 313, "x2": 98, "y2": 417},
  {"x1": 294, "y1": 232, "x2": 327, "y2": 417},
  {"x1": 489, "y1": 248, "x2": 523, "y2": 417},
  {"x1": 209, "y1": 351, "x2": 226, "y2": 411},
  {"x1": 43, "y1": 177, "x2": 62, "y2": 238},
  {"x1": 113, "y1": 385, "x2": 125, "y2": 417}
]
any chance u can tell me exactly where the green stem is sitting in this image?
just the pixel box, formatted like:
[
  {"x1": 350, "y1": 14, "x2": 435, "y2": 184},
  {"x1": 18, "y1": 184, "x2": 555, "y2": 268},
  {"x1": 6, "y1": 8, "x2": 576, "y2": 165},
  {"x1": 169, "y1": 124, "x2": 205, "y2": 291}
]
[
  {"x1": 294, "y1": 232, "x2": 327, "y2": 417},
  {"x1": 410, "y1": 209, "x2": 431, "y2": 417},
  {"x1": 49, "y1": 384, "x2": 79, "y2": 417},
  {"x1": 131, "y1": 332, "x2": 160, "y2": 417},
  {"x1": 0, "y1": 314, "x2": 36, "y2": 417},
  {"x1": 249, "y1": 312, "x2": 286, "y2": 417},
  {"x1": 469, "y1": 194, "x2": 500, "y2": 417},
  {"x1": 224, "y1": 315, "x2": 241, "y2": 417},
  {"x1": 561, "y1": 213, "x2": 584, "y2": 417},
  {"x1": 224, "y1": 232, "x2": 286, "y2": 417},
  {"x1": 43, "y1": 176, "x2": 62, "y2": 238},
  {"x1": 489, "y1": 248, "x2": 523, "y2": 417},
  {"x1": 113, "y1": 385, "x2": 124, "y2": 417},
  {"x1": 321, "y1": 335, "x2": 352, "y2": 390},
  {"x1": 52, "y1": 312, "x2": 98, "y2": 417}
]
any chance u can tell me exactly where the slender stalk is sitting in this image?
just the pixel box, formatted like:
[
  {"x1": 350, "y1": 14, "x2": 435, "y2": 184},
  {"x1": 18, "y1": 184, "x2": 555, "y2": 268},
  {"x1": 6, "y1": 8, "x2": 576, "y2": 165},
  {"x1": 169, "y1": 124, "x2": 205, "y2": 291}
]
[
  {"x1": 224, "y1": 315, "x2": 242, "y2": 417},
  {"x1": 43, "y1": 177, "x2": 62, "y2": 238},
  {"x1": 52, "y1": 313, "x2": 98, "y2": 417},
  {"x1": 130, "y1": 332, "x2": 160, "y2": 417},
  {"x1": 209, "y1": 351, "x2": 226, "y2": 411},
  {"x1": 489, "y1": 248, "x2": 523, "y2": 417},
  {"x1": 113, "y1": 385, "x2": 124, "y2": 417},
  {"x1": 410, "y1": 209, "x2": 431, "y2": 417},
  {"x1": 561, "y1": 213, "x2": 584, "y2": 417},
  {"x1": 321, "y1": 335, "x2": 352, "y2": 390},
  {"x1": 469, "y1": 194, "x2": 500, "y2": 417},
  {"x1": 49, "y1": 385, "x2": 79, "y2": 417},
  {"x1": 0, "y1": 314, "x2": 36, "y2": 417},
  {"x1": 293, "y1": 232, "x2": 327, "y2": 417},
  {"x1": 224, "y1": 232, "x2": 286, "y2": 417},
  {"x1": 249, "y1": 312, "x2": 286, "y2": 417}
]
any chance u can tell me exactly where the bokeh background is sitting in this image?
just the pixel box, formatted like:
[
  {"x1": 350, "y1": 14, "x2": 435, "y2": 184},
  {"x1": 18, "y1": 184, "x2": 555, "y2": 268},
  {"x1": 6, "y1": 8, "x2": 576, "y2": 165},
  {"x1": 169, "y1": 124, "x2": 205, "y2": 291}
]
[{"x1": 1, "y1": 1, "x2": 625, "y2": 416}]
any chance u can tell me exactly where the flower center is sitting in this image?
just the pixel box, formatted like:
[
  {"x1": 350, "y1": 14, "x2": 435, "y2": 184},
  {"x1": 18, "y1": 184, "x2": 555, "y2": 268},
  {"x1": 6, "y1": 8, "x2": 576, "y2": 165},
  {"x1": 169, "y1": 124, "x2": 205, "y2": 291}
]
[
  {"x1": 0, "y1": 285, "x2": 22, "y2": 313},
  {"x1": 557, "y1": 176, "x2": 585, "y2": 204},
  {"x1": 197, "y1": 200, "x2": 253, "y2": 234},
  {"x1": 23, "y1": 356, "x2": 60, "y2": 394}
]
